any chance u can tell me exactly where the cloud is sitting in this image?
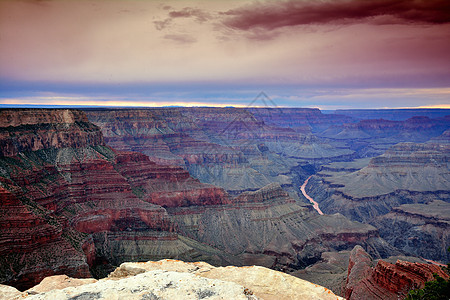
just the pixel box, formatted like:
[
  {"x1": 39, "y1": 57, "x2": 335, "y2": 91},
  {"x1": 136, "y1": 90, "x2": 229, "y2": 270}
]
[
  {"x1": 222, "y1": 0, "x2": 450, "y2": 31},
  {"x1": 154, "y1": 18, "x2": 171, "y2": 30},
  {"x1": 168, "y1": 7, "x2": 211, "y2": 23},
  {"x1": 163, "y1": 34, "x2": 197, "y2": 44}
]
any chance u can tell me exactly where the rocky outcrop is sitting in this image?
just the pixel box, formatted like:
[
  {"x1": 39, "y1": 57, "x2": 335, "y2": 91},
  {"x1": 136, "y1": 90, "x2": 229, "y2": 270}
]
[
  {"x1": 17, "y1": 271, "x2": 258, "y2": 300},
  {"x1": 344, "y1": 246, "x2": 449, "y2": 300},
  {"x1": 234, "y1": 183, "x2": 293, "y2": 203},
  {"x1": 2, "y1": 259, "x2": 345, "y2": 300},
  {"x1": 0, "y1": 284, "x2": 22, "y2": 299},
  {"x1": 344, "y1": 246, "x2": 376, "y2": 299},
  {"x1": 109, "y1": 259, "x2": 345, "y2": 300},
  {"x1": 114, "y1": 151, "x2": 231, "y2": 208},
  {"x1": 427, "y1": 128, "x2": 450, "y2": 144},
  {"x1": 25, "y1": 275, "x2": 97, "y2": 294}
]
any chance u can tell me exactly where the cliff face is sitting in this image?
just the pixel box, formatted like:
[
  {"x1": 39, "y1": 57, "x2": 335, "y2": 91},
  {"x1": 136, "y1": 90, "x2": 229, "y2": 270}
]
[
  {"x1": 0, "y1": 109, "x2": 103, "y2": 157},
  {"x1": 113, "y1": 151, "x2": 230, "y2": 208},
  {"x1": 344, "y1": 246, "x2": 449, "y2": 300}
]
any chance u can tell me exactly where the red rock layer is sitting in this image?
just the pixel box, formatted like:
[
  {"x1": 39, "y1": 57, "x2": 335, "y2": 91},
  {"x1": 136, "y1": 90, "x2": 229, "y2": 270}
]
[
  {"x1": 113, "y1": 152, "x2": 231, "y2": 207},
  {"x1": 0, "y1": 187, "x2": 60, "y2": 254},
  {"x1": 371, "y1": 260, "x2": 449, "y2": 295},
  {"x1": 344, "y1": 245, "x2": 449, "y2": 300}
]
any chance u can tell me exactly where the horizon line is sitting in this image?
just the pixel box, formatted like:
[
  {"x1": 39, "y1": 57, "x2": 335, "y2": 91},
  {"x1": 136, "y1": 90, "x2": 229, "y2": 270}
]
[{"x1": 1, "y1": 104, "x2": 449, "y2": 111}]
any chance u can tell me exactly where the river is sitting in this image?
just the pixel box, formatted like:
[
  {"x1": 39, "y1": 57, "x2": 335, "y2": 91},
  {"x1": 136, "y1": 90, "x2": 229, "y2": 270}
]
[{"x1": 300, "y1": 175, "x2": 323, "y2": 215}]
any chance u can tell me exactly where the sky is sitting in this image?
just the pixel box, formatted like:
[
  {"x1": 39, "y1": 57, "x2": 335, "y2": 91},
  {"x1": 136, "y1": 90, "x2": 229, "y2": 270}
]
[{"x1": 1, "y1": 0, "x2": 450, "y2": 109}]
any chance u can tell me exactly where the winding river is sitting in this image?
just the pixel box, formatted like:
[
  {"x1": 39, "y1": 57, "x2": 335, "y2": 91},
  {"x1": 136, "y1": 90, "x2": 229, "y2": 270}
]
[{"x1": 300, "y1": 175, "x2": 324, "y2": 215}]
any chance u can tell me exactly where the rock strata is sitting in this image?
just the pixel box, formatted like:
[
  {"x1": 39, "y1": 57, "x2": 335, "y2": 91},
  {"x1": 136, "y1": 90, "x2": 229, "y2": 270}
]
[{"x1": 344, "y1": 246, "x2": 449, "y2": 300}]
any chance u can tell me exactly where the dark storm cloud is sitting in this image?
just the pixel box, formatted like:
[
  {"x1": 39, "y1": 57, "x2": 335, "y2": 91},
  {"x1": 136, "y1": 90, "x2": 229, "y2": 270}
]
[
  {"x1": 222, "y1": 0, "x2": 450, "y2": 31},
  {"x1": 168, "y1": 7, "x2": 211, "y2": 23}
]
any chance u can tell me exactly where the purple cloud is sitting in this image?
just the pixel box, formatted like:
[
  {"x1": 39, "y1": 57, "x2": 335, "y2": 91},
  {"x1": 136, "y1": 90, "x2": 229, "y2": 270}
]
[{"x1": 222, "y1": 0, "x2": 450, "y2": 31}]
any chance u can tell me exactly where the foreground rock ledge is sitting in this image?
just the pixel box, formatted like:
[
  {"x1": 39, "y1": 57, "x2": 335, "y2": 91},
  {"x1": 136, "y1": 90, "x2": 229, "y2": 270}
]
[{"x1": 1, "y1": 259, "x2": 343, "y2": 300}]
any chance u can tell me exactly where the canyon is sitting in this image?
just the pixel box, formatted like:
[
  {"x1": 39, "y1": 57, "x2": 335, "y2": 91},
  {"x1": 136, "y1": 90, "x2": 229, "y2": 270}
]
[{"x1": 0, "y1": 107, "x2": 449, "y2": 299}]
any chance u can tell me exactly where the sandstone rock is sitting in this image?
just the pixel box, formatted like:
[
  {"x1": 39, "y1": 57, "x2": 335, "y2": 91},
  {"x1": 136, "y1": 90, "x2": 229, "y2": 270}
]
[
  {"x1": 110, "y1": 259, "x2": 344, "y2": 300},
  {"x1": 0, "y1": 284, "x2": 22, "y2": 300},
  {"x1": 25, "y1": 270, "x2": 258, "y2": 300},
  {"x1": 25, "y1": 275, "x2": 97, "y2": 294}
]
